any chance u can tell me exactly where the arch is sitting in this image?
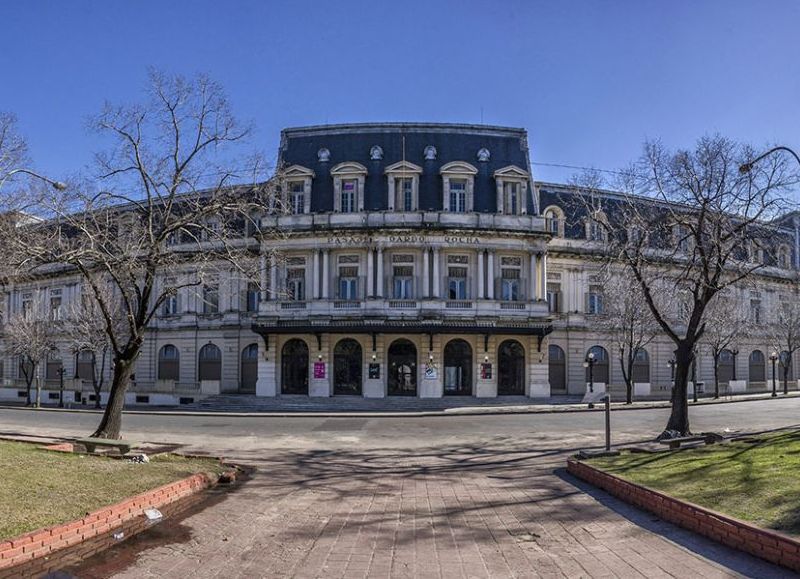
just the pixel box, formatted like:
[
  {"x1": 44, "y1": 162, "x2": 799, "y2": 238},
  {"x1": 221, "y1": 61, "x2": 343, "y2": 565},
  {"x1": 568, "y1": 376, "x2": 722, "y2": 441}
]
[
  {"x1": 198, "y1": 343, "x2": 222, "y2": 382},
  {"x1": 388, "y1": 339, "x2": 417, "y2": 397},
  {"x1": 76, "y1": 350, "x2": 95, "y2": 381},
  {"x1": 548, "y1": 344, "x2": 567, "y2": 393},
  {"x1": 439, "y1": 161, "x2": 478, "y2": 175},
  {"x1": 542, "y1": 205, "x2": 564, "y2": 237},
  {"x1": 281, "y1": 339, "x2": 309, "y2": 395},
  {"x1": 585, "y1": 346, "x2": 609, "y2": 385},
  {"x1": 334, "y1": 339, "x2": 362, "y2": 395},
  {"x1": 749, "y1": 350, "x2": 765, "y2": 383},
  {"x1": 158, "y1": 344, "x2": 180, "y2": 381},
  {"x1": 632, "y1": 348, "x2": 650, "y2": 383},
  {"x1": 240, "y1": 343, "x2": 259, "y2": 393},
  {"x1": 498, "y1": 340, "x2": 525, "y2": 395},
  {"x1": 330, "y1": 161, "x2": 368, "y2": 176},
  {"x1": 444, "y1": 339, "x2": 473, "y2": 395},
  {"x1": 718, "y1": 349, "x2": 735, "y2": 383}
]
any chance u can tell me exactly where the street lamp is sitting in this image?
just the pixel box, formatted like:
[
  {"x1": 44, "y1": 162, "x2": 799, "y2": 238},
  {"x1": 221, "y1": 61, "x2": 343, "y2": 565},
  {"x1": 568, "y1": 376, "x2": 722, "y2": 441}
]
[
  {"x1": 584, "y1": 351, "x2": 596, "y2": 408},
  {"x1": 770, "y1": 351, "x2": 778, "y2": 397},
  {"x1": 739, "y1": 146, "x2": 800, "y2": 174},
  {"x1": 0, "y1": 168, "x2": 67, "y2": 191}
]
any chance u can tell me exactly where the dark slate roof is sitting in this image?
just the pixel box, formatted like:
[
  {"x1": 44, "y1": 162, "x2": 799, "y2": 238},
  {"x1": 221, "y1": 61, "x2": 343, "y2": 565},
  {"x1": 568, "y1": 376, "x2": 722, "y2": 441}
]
[{"x1": 278, "y1": 123, "x2": 533, "y2": 213}]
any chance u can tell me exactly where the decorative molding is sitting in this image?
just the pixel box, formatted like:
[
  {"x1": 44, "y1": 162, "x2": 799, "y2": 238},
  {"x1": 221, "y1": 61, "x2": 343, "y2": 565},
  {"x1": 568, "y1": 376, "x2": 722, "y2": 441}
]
[{"x1": 439, "y1": 161, "x2": 478, "y2": 175}]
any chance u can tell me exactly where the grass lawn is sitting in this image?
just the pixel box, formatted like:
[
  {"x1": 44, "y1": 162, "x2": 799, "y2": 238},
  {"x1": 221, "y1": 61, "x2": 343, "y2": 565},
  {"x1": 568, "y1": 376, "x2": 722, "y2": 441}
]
[
  {"x1": 588, "y1": 429, "x2": 800, "y2": 535},
  {"x1": 0, "y1": 440, "x2": 224, "y2": 541}
]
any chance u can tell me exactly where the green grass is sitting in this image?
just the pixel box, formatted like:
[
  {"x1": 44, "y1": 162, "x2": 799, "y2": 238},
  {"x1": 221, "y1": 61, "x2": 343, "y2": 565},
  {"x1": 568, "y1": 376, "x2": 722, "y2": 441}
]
[
  {"x1": 0, "y1": 440, "x2": 224, "y2": 540},
  {"x1": 588, "y1": 429, "x2": 800, "y2": 535}
]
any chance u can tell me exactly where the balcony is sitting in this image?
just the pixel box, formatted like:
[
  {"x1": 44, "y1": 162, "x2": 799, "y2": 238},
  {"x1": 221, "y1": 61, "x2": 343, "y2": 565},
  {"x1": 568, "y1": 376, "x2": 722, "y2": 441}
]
[{"x1": 445, "y1": 300, "x2": 473, "y2": 309}]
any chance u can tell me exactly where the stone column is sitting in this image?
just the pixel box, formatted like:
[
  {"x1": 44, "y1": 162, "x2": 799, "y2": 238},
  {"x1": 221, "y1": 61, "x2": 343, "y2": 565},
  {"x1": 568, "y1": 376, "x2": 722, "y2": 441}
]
[
  {"x1": 376, "y1": 248, "x2": 384, "y2": 298},
  {"x1": 530, "y1": 252, "x2": 538, "y2": 302},
  {"x1": 539, "y1": 252, "x2": 547, "y2": 301},
  {"x1": 259, "y1": 252, "x2": 268, "y2": 302},
  {"x1": 422, "y1": 247, "x2": 430, "y2": 298},
  {"x1": 255, "y1": 337, "x2": 276, "y2": 397},
  {"x1": 432, "y1": 248, "x2": 440, "y2": 298},
  {"x1": 322, "y1": 249, "x2": 330, "y2": 299},
  {"x1": 366, "y1": 248, "x2": 374, "y2": 297},
  {"x1": 486, "y1": 251, "x2": 494, "y2": 300},
  {"x1": 312, "y1": 249, "x2": 320, "y2": 299},
  {"x1": 477, "y1": 250, "x2": 485, "y2": 299},
  {"x1": 269, "y1": 253, "x2": 278, "y2": 300}
]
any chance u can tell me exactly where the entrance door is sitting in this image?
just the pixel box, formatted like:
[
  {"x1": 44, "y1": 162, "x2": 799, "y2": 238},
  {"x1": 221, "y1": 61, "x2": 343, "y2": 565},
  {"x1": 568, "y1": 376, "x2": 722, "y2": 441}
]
[
  {"x1": 240, "y1": 343, "x2": 258, "y2": 393},
  {"x1": 388, "y1": 339, "x2": 417, "y2": 396},
  {"x1": 549, "y1": 345, "x2": 566, "y2": 393},
  {"x1": 444, "y1": 339, "x2": 472, "y2": 395},
  {"x1": 334, "y1": 339, "x2": 362, "y2": 395},
  {"x1": 281, "y1": 339, "x2": 309, "y2": 395},
  {"x1": 498, "y1": 340, "x2": 525, "y2": 395}
]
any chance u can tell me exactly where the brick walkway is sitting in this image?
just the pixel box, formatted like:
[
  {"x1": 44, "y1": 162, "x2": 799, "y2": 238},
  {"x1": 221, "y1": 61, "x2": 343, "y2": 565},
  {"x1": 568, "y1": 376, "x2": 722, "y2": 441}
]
[{"x1": 94, "y1": 440, "x2": 789, "y2": 579}]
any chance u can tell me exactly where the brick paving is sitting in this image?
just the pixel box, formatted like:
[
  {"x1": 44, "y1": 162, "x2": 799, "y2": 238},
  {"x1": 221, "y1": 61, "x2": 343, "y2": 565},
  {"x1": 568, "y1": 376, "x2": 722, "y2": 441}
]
[{"x1": 97, "y1": 440, "x2": 790, "y2": 579}]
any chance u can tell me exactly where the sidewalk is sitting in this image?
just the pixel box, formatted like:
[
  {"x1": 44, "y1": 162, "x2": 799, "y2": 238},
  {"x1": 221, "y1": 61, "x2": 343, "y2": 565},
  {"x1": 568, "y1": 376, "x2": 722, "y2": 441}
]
[{"x1": 1, "y1": 390, "x2": 797, "y2": 418}]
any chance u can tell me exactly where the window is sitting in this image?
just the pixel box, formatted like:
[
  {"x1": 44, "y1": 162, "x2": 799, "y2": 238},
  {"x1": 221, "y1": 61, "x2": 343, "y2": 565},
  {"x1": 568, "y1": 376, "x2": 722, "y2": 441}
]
[
  {"x1": 449, "y1": 180, "x2": 467, "y2": 213},
  {"x1": 289, "y1": 181, "x2": 305, "y2": 215},
  {"x1": 341, "y1": 179, "x2": 356, "y2": 213},
  {"x1": 245, "y1": 282, "x2": 259, "y2": 312},
  {"x1": 500, "y1": 257, "x2": 522, "y2": 301},
  {"x1": 287, "y1": 268, "x2": 305, "y2": 301},
  {"x1": 49, "y1": 288, "x2": 62, "y2": 321},
  {"x1": 504, "y1": 182, "x2": 520, "y2": 215},
  {"x1": 338, "y1": 266, "x2": 359, "y2": 300},
  {"x1": 198, "y1": 343, "x2": 222, "y2": 382},
  {"x1": 493, "y1": 166, "x2": 530, "y2": 215},
  {"x1": 398, "y1": 178, "x2": 414, "y2": 211},
  {"x1": 546, "y1": 282, "x2": 561, "y2": 313},
  {"x1": 76, "y1": 350, "x2": 94, "y2": 381},
  {"x1": 158, "y1": 345, "x2": 180, "y2": 381},
  {"x1": 448, "y1": 266, "x2": 468, "y2": 300},
  {"x1": 385, "y1": 161, "x2": 422, "y2": 211},
  {"x1": 202, "y1": 282, "x2": 219, "y2": 314},
  {"x1": 545, "y1": 210, "x2": 560, "y2": 234},
  {"x1": 163, "y1": 278, "x2": 179, "y2": 315},
  {"x1": 588, "y1": 220, "x2": 604, "y2": 242},
  {"x1": 750, "y1": 298, "x2": 762, "y2": 324},
  {"x1": 587, "y1": 285, "x2": 603, "y2": 314},
  {"x1": 393, "y1": 265, "x2": 414, "y2": 299}
]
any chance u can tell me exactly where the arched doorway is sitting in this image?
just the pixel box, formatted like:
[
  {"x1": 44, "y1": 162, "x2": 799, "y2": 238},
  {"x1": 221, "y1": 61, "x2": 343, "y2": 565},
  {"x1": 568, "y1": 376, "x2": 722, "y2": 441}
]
[
  {"x1": 388, "y1": 339, "x2": 417, "y2": 396},
  {"x1": 586, "y1": 346, "x2": 609, "y2": 385},
  {"x1": 281, "y1": 339, "x2": 309, "y2": 395},
  {"x1": 718, "y1": 349, "x2": 735, "y2": 383},
  {"x1": 198, "y1": 343, "x2": 222, "y2": 382},
  {"x1": 240, "y1": 343, "x2": 258, "y2": 393},
  {"x1": 498, "y1": 340, "x2": 525, "y2": 395},
  {"x1": 158, "y1": 345, "x2": 180, "y2": 381},
  {"x1": 548, "y1": 345, "x2": 566, "y2": 393},
  {"x1": 749, "y1": 350, "x2": 765, "y2": 383},
  {"x1": 334, "y1": 339, "x2": 362, "y2": 395},
  {"x1": 632, "y1": 348, "x2": 650, "y2": 383},
  {"x1": 444, "y1": 339, "x2": 472, "y2": 395}
]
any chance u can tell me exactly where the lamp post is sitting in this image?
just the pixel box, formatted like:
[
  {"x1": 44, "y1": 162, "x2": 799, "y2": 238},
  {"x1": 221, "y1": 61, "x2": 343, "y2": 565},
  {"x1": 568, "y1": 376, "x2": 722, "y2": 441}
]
[
  {"x1": 0, "y1": 168, "x2": 67, "y2": 191},
  {"x1": 739, "y1": 146, "x2": 800, "y2": 175},
  {"x1": 770, "y1": 351, "x2": 778, "y2": 397},
  {"x1": 584, "y1": 351, "x2": 596, "y2": 408}
]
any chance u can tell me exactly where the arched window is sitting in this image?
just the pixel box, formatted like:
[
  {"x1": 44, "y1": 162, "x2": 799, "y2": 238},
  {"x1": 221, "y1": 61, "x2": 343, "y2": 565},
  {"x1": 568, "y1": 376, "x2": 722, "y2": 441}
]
[
  {"x1": 198, "y1": 343, "x2": 222, "y2": 382},
  {"x1": 498, "y1": 340, "x2": 525, "y2": 395},
  {"x1": 333, "y1": 339, "x2": 362, "y2": 395},
  {"x1": 388, "y1": 339, "x2": 417, "y2": 396},
  {"x1": 46, "y1": 354, "x2": 63, "y2": 382},
  {"x1": 548, "y1": 344, "x2": 567, "y2": 393},
  {"x1": 749, "y1": 350, "x2": 765, "y2": 383},
  {"x1": 158, "y1": 345, "x2": 180, "y2": 381},
  {"x1": 444, "y1": 339, "x2": 473, "y2": 395},
  {"x1": 542, "y1": 205, "x2": 564, "y2": 237},
  {"x1": 586, "y1": 346, "x2": 609, "y2": 384},
  {"x1": 632, "y1": 348, "x2": 650, "y2": 383},
  {"x1": 281, "y1": 339, "x2": 309, "y2": 395},
  {"x1": 718, "y1": 349, "x2": 735, "y2": 383},
  {"x1": 240, "y1": 343, "x2": 259, "y2": 393},
  {"x1": 76, "y1": 350, "x2": 95, "y2": 381}
]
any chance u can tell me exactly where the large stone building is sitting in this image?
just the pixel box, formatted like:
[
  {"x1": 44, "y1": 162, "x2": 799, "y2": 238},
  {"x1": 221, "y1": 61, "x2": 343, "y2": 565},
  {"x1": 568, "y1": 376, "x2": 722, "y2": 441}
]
[{"x1": 1, "y1": 122, "x2": 798, "y2": 406}]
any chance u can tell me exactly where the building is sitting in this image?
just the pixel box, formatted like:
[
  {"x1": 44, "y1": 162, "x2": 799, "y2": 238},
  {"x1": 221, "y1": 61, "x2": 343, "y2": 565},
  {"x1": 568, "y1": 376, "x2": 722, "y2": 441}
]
[{"x1": 1, "y1": 122, "x2": 798, "y2": 406}]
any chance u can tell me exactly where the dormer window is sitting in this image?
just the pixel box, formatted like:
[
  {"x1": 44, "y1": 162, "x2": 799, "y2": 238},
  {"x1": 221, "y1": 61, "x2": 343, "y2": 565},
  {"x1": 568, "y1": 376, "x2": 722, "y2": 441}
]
[
  {"x1": 282, "y1": 165, "x2": 314, "y2": 215},
  {"x1": 331, "y1": 162, "x2": 367, "y2": 213},
  {"x1": 384, "y1": 161, "x2": 422, "y2": 211},
  {"x1": 493, "y1": 166, "x2": 530, "y2": 215},
  {"x1": 586, "y1": 211, "x2": 608, "y2": 242},
  {"x1": 542, "y1": 205, "x2": 565, "y2": 237},
  {"x1": 289, "y1": 182, "x2": 305, "y2": 214},
  {"x1": 440, "y1": 161, "x2": 478, "y2": 212}
]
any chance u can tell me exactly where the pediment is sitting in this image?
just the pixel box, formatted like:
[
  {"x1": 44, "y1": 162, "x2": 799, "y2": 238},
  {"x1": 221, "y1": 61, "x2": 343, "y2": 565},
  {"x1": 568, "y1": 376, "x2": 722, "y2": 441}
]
[
  {"x1": 283, "y1": 164, "x2": 316, "y2": 178},
  {"x1": 384, "y1": 160, "x2": 423, "y2": 174},
  {"x1": 330, "y1": 161, "x2": 368, "y2": 175},
  {"x1": 493, "y1": 165, "x2": 529, "y2": 179},
  {"x1": 439, "y1": 161, "x2": 478, "y2": 175}
]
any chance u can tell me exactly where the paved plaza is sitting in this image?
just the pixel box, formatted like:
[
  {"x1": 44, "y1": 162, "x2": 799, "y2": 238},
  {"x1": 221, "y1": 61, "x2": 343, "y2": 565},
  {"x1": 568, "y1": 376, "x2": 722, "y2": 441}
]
[{"x1": 4, "y1": 399, "x2": 798, "y2": 578}]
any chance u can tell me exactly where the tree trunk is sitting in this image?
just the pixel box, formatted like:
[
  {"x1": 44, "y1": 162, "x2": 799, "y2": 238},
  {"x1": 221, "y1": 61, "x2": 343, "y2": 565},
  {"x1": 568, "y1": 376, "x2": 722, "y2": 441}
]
[
  {"x1": 91, "y1": 356, "x2": 136, "y2": 439},
  {"x1": 35, "y1": 373, "x2": 41, "y2": 409},
  {"x1": 714, "y1": 357, "x2": 720, "y2": 399},
  {"x1": 662, "y1": 343, "x2": 692, "y2": 438},
  {"x1": 784, "y1": 367, "x2": 790, "y2": 395},
  {"x1": 25, "y1": 379, "x2": 32, "y2": 406}
]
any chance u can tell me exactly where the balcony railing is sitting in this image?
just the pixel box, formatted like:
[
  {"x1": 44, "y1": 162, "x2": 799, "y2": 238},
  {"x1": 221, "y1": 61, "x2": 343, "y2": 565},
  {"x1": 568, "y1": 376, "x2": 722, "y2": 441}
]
[
  {"x1": 445, "y1": 300, "x2": 473, "y2": 309},
  {"x1": 333, "y1": 300, "x2": 362, "y2": 309},
  {"x1": 388, "y1": 300, "x2": 417, "y2": 309},
  {"x1": 280, "y1": 301, "x2": 307, "y2": 310},
  {"x1": 499, "y1": 302, "x2": 526, "y2": 310}
]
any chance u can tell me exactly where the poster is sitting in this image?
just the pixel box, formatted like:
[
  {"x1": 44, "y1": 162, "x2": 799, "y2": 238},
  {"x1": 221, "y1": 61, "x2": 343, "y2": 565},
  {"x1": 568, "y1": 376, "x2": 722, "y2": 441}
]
[
  {"x1": 368, "y1": 363, "x2": 380, "y2": 379},
  {"x1": 424, "y1": 362, "x2": 438, "y2": 380},
  {"x1": 313, "y1": 362, "x2": 326, "y2": 379},
  {"x1": 481, "y1": 363, "x2": 493, "y2": 379}
]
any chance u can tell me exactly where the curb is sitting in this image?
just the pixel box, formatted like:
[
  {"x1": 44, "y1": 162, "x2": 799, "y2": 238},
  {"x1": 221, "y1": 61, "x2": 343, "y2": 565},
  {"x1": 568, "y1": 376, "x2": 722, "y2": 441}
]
[
  {"x1": 0, "y1": 469, "x2": 218, "y2": 572},
  {"x1": 0, "y1": 391, "x2": 798, "y2": 418},
  {"x1": 567, "y1": 457, "x2": 800, "y2": 572}
]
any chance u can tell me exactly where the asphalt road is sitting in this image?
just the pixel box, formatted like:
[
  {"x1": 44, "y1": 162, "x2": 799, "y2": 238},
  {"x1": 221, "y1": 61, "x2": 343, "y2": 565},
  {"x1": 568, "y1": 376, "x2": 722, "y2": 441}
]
[{"x1": 2, "y1": 396, "x2": 799, "y2": 455}]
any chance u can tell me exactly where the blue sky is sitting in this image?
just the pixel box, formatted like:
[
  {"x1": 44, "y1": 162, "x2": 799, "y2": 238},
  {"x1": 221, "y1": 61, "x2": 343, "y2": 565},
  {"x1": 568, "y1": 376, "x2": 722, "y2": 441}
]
[{"x1": 1, "y1": 0, "x2": 799, "y2": 184}]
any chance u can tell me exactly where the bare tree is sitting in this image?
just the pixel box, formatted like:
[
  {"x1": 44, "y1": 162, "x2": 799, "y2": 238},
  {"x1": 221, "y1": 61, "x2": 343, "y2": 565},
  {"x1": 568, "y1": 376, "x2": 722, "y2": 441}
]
[
  {"x1": 4, "y1": 304, "x2": 56, "y2": 407},
  {"x1": 2, "y1": 71, "x2": 280, "y2": 438},
  {"x1": 0, "y1": 112, "x2": 29, "y2": 187},
  {"x1": 702, "y1": 290, "x2": 746, "y2": 399},
  {"x1": 575, "y1": 136, "x2": 796, "y2": 437},
  {"x1": 601, "y1": 270, "x2": 657, "y2": 404},
  {"x1": 772, "y1": 283, "x2": 800, "y2": 395}
]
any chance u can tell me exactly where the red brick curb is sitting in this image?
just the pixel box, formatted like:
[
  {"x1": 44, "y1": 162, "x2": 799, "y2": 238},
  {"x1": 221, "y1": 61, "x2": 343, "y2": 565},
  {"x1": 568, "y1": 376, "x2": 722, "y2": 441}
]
[
  {"x1": 567, "y1": 457, "x2": 800, "y2": 572},
  {"x1": 0, "y1": 471, "x2": 215, "y2": 571}
]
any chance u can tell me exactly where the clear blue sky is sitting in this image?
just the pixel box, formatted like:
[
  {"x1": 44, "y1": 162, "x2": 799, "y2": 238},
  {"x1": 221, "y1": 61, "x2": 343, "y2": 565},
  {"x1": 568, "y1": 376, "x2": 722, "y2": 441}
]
[{"x1": 2, "y1": 0, "x2": 799, "y2": 184}]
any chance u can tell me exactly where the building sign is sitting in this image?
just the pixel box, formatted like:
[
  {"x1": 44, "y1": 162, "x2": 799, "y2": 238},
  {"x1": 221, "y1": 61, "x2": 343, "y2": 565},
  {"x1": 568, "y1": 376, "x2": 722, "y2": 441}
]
[
  {"x1": 368, "y1": 363, "x2": 380, "y2": 379},
  {"x1": 327, "y1": 234, "x2": 483, "y2": 247},
  {"x1": 424, "y1": 362, "x2": 438, "y2": 380},
  {"x1": 480, "y1": 363, "x2": 493, "y2": 380},
  {"x1": 313, "y1": 362, "x2": 326, "y2": 379},
  {"x1": 327, "y1": 235, "x2": 374, "y2": 246}
]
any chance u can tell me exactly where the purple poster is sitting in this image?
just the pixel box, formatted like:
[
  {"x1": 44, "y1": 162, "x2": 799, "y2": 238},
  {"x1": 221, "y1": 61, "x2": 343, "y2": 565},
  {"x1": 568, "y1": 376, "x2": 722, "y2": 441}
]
[{"x1": 314, "y1": 362, "x2": 326, "y2": 379}]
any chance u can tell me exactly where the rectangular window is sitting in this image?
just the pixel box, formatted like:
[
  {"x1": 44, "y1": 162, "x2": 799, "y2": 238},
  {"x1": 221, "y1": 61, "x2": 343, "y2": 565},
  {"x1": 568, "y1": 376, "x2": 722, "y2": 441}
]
[
  {"x1": 589, "y1": 221, "x2": 603, "y2": 242},
  {"x1": 49, "y1": 289, "x2": 62, "y2": 321},
  {"x1": 338, "y1": 265, "x2": 359, "y2": 300},
  {"x1": 290, "y1": 181, "x2": 305, "y2": 214},
  {"x1": 203, "y1": 283, "x2": 219, "y2": 314},
  {"x1": 449, "y1": 180, "x2": 466, "y2": 212},
  {"x1": 341, "y1": 180, "x2": 356, "y2": 213},
  {"x1": 393, "y1": 265, "x2": 414, "y2": 299},
  {"x1": 750, "y1": 299, "x2": 761, "y2": 324},
  {"x1": 246, "y1": 282, "x2": 259, "y2": 312},
  {"x1": 163, "y1": 278, "x2": 179, "y2": 315},
  {"x1": 287, "y1": 268, "x2": 305, "y2": 301},
  {"x1": 397, "y1": 178, "x2": 414, "y2": 211},
  {"x1": 546, "y1": 282, "x2": 561, "y2": 313},
  {"x1": 501, "y1": 267, "x2": 520, "y2": 301},
  {"x1": 21, "y1": 292, "x2": 33, "y2": 316},
  {"x1": 448, "y1": 266, "x2": 467, "y2": 300},
  {"x1": 587, "y1": 285, "x2": 603, "y2": 314},
  {"x1": 505, "y1": 182, "x2": 520, "y2": 214}
]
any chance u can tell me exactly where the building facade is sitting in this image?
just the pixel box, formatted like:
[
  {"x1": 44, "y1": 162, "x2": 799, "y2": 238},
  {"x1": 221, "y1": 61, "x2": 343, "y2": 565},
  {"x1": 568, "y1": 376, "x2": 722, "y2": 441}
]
[{"x1": 1, "y1": 122, "x2": 798, "y2": 406}]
